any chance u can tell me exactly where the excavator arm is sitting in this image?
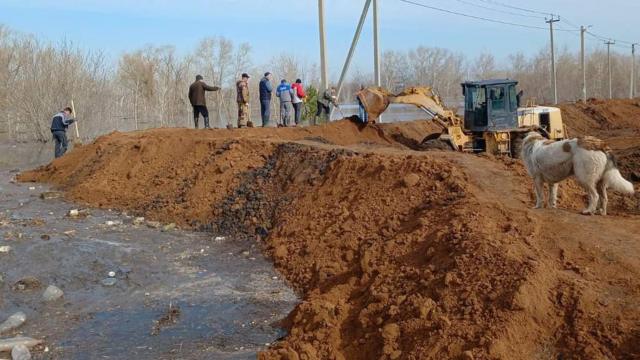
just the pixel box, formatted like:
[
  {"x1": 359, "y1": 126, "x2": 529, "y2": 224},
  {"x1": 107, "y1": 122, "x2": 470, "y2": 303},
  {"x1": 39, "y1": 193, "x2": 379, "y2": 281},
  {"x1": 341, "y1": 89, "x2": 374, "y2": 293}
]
[{"x1": 356, "y1": 86, "x2": 470, "y2": 151}]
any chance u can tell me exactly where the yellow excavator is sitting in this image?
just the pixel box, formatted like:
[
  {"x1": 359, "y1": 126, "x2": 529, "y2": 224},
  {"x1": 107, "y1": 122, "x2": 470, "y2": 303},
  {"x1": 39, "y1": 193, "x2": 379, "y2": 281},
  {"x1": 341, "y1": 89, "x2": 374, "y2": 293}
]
[{"x1": 357, "y1": 79, "x2": 566, "y2": 157}]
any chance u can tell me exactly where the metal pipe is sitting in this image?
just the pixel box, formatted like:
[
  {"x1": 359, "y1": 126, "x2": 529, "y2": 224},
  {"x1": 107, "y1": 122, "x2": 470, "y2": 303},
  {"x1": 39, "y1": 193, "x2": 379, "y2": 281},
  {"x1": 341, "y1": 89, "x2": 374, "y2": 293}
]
[
  {"x1": 581, "y1": 26, "x2": 587, "y2": 102},
  {"x1": 546, "y1": 17, "x2": 559, "y2": 104},
  {"x1": 373, "y1": 0, "x2": 381, "y2": 87},
  {"x1": 605, "y1": 40, "x2": 615, "y2": 99},
  {"x1": 335, "y1": 0, "x2": 373, "y2": 104},
  {"x1": 631, "y1": 44, "x2": 637, "y2": 99},
  {"x1": 318, "y1": 0, "x2": 329, "y2": 91}
]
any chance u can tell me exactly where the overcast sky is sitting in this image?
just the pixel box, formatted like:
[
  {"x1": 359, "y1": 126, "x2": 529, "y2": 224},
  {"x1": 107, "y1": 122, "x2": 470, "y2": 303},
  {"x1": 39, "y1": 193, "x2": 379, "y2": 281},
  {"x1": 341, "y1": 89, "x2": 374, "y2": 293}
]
[{"x1": 1, "y1": 0, "x2": 639, "y2": 78}]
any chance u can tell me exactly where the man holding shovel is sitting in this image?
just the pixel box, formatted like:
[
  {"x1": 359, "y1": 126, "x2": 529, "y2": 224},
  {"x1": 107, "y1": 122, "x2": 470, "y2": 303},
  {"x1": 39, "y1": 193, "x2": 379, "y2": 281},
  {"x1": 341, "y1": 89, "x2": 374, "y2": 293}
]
[{"x1": 50, "y1": 107, "x2": 76, "y2": 158}]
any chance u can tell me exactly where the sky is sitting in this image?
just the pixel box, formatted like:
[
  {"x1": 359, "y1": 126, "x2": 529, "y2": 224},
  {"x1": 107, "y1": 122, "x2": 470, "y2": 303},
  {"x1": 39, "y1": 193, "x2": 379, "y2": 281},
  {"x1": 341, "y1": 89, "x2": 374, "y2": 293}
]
[{"x1": 1, "y1": 0, "x2": 639, "y2": 79}]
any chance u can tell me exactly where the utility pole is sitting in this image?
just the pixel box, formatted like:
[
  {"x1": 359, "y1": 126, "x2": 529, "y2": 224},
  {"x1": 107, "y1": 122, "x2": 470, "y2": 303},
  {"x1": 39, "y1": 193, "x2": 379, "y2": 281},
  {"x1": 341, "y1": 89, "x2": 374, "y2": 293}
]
[
  {"x1": 605, "y1": 40, "x2": 615, "y2": 99},
  {"x1": 580, "y1": 26, "x2": 587, "y2": 102},
  {"x1": 546, "y1": 16, "x2": 560, "y2": 104},
  {"x1": 335, "y1": 0, "x2": 373, "y2": 104},
  {"x1": 631, "y1": 43, "x2": 637, "y2": 99},
  {"x1": 373, "y1": 0, "x2": 381, "y2": 87},
  {"x1": 318, "y1": 0, "x2": 329, "y2": 92}
]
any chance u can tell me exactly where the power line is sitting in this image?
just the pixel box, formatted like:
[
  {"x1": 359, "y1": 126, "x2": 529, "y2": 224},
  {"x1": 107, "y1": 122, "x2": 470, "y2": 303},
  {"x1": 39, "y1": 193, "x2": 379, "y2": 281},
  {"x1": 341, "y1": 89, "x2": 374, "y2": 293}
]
[
  {"x1": 397, "y1": 0, "x2": 574, "y2": 32},
  {"x1": 474, "y1": 0, "x2": 554, "y2": 17},
  {"x1": 474, "y1": 0, "x2": 637, "y2": 45},
  {"x1": 450, "y1": 0, "x2": 545, "y2": 19},
  {"x1": 398, "y1": 0, "x2": 637, "y2": 49}
]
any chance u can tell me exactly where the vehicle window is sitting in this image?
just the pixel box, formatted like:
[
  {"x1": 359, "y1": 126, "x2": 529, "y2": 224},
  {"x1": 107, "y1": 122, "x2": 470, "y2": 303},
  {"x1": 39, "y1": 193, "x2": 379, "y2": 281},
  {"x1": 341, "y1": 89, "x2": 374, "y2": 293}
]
[
  {"x1": 509, "y1": 86, "x2": 518, "y2": 110},
  {"x1": 490, "y1": 87, "x2": 505, "y2": 111},
  {"x1": 465, "y1": 86, "x2": 487, "y2": 112}
]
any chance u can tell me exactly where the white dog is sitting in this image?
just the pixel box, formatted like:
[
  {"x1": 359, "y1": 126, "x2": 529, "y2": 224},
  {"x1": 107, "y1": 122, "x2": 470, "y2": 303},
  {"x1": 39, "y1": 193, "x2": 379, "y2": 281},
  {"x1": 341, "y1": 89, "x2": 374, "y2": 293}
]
[{"x1": 521, "y1": 132, "x2": 635, "y2": 215}]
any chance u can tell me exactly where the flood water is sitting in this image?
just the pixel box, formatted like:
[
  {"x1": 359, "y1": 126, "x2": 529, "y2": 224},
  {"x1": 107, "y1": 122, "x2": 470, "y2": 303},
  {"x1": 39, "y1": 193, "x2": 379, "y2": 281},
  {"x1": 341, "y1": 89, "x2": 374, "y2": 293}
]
[{"x1": 0, "y1": 142, "x2": 298, "y2": 359}]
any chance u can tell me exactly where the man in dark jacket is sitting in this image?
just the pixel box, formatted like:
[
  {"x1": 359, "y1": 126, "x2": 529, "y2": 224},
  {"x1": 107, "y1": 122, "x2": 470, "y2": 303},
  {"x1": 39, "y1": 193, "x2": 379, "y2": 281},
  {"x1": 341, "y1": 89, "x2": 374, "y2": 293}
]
[
  {"x1": 50, "y1": 107, "x2": 76, "y2": 158},
  {"x1": 188, "y1": 74, "x2": 220, "y2": 129},
  {"x1": 258, "y1": 72, "x2": 273, "y2": 127}
]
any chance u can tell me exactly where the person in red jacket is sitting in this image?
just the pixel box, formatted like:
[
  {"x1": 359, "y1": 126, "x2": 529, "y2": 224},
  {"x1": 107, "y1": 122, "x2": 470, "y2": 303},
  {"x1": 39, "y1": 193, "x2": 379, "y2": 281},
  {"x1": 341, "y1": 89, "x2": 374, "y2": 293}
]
[{"x1": 291, "y1": 79, "x2": 306, "y2": 126}]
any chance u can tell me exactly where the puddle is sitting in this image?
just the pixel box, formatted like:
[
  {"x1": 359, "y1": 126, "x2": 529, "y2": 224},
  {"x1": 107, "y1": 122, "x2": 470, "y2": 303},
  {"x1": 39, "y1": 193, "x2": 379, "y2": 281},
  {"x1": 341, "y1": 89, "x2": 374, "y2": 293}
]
[{"x1": 0, "y1": 143, "x2": 298, "y2": 359}]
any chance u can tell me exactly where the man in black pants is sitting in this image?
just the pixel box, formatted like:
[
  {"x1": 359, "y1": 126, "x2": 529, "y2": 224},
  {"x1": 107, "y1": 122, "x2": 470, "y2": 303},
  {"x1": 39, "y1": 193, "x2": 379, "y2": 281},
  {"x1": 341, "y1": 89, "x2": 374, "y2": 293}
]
[
  {"x1": 188, "y1": 74, "x2": 220, "y2": 128},
  {"x1": 50, "y1": 107, "x2": 76, "y2": 158}
]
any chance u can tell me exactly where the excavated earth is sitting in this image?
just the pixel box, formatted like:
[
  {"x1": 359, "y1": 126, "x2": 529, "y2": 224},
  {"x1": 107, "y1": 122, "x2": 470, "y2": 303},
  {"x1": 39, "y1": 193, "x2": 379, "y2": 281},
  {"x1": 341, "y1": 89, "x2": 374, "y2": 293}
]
[{"x1": 19, "y1": 100, "x2": 640, "y2": 360}]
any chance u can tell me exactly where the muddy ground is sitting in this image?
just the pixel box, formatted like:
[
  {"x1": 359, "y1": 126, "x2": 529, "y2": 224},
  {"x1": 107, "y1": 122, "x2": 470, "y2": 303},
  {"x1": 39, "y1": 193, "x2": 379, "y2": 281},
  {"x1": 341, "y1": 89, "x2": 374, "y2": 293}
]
[
  {"x1": 15, "y1": 99, "x2": 640, "y2": 359},
  {"x1": 0, "y1": 144, "x2": 297, "y2": 359}
]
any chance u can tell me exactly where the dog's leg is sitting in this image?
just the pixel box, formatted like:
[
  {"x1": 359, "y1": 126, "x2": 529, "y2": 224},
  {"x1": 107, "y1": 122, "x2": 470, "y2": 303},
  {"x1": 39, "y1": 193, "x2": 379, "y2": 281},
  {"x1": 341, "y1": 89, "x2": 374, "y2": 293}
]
[
  {"x1": 534, "y1": 176, "x2": 545, "y2": 209},
  {"x1": 597, "y1": 181, "x2": 608, "y2": 216},
  {"x1": 582, "y1": 184, "x2": 599, "y2": 215},
  {"x1": 548, "y1": 182, "x2": 558, "y2": 209}
]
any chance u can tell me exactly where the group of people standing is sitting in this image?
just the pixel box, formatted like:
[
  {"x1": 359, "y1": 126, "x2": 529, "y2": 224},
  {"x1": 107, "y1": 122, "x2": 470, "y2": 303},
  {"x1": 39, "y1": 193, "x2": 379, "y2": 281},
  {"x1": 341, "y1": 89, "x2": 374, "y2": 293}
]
[
  {"x1": 188, "y1": 73, "x2": 338, "y2": 129},
  {"x1": 47, "y1": 73, "x2": 340, "y2": 159}
]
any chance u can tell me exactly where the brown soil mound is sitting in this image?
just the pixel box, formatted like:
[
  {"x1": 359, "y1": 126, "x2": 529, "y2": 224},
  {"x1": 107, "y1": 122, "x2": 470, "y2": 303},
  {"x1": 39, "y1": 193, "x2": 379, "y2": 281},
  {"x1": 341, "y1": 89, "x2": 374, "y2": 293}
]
[
  {"x1": 559, "y1": 98, "x2": 640, "y2": 187},
  {"x1": 19, "y1": 114, "x2": 640, "y2": 359}
]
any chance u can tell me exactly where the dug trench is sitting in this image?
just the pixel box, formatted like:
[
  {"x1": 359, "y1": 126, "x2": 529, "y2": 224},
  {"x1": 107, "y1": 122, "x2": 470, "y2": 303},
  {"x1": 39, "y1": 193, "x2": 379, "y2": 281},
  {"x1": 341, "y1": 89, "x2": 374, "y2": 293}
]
[{"x1": 18, "y1": 112, "x2": 640, "y2": 359}]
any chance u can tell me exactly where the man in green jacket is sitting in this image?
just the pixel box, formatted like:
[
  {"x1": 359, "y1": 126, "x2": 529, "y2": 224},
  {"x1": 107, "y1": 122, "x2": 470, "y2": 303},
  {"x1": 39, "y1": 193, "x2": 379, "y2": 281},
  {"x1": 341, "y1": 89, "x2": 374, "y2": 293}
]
[
  {"x1": 315, "y1": 86, "x2": 337, "y2": 125},
  {"x1": 188, "y1": 75, "x2": 220, "y2": 129}
]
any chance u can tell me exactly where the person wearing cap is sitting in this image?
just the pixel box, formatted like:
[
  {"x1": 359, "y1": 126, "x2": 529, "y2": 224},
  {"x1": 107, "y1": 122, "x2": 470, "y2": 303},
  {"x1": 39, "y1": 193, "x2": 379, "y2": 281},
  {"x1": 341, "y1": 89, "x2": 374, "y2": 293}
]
[
  {"x1": 291, "y1": 79, "x2": 306, "y2": 126},
  {"x1": 276, "y1": 79, "x2": 294, "y2": 127},
  {"x1": 236, "y1": 73, "x2": 251, "y2": 128},
  {"x1": 259, "y1": 72, "x2": 273, "y2": 126},
  {"x1": 188, "y1": 74, "x2": 220, "y2": 129},
  {"x1": 50, "y1": 106, "x2": 77, "y2": 158}
]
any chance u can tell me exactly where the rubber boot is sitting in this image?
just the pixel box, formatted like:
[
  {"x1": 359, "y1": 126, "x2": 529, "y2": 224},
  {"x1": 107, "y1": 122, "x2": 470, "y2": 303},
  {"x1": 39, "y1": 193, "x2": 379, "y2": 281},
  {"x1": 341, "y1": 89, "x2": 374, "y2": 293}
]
[
  {"x1": 204, "y1": 117, "x2": 210, "y2": 129},
  {"x1": 194, "y1": 117, "x2": 199, "y2": 129}
]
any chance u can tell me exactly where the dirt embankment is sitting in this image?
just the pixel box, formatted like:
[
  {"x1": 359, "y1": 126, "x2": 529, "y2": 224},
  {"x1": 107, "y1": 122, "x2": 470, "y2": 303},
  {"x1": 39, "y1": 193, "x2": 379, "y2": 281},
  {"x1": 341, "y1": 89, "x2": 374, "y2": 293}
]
[
  {"x1": 559, "y1": 98, "x2": 640, "y2": 181},
  {"x1": 19, "y1": 111, "x2": 640, "y2": 359}
]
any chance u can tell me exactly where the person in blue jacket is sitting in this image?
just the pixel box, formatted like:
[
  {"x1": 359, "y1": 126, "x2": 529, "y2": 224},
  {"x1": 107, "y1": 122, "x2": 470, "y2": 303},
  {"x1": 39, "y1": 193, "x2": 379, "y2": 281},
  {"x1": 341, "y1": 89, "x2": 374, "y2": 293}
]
[
  {"x1": 50, "y1": 107, "x2": 76, "y2": 158},
  {"x1": 259, "y1": 72, "x2": 273, "y2": 127},
  {"x1": 276, "y1": 79, "x2": 294, "y2": 127}
]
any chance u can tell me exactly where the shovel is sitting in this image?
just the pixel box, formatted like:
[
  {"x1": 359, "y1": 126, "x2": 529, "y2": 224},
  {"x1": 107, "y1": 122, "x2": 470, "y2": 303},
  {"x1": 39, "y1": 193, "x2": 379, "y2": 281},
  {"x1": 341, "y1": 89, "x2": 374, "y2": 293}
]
[{"x1": 71, "y1": 100, "x2": 82, "y2": 145}]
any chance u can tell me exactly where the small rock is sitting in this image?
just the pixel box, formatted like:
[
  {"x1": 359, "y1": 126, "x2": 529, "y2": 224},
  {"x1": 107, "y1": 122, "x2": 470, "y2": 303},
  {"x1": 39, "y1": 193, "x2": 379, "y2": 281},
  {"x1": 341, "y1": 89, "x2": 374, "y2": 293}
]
[
  {"x1": 42, "y1": 285, "x2": 64, "y2": 302},
  {"x1": 40, "y1": 234, "x2": 50, "y2": 241},
  {"x1": 0, "y1": 246, "x2": 12, "y2": 254},
  {"x1": 133, "y1": 217, "x2": 145, "y2": 226},
  {"x1": 12, "y1": 277, "x2": 42, "y2": 292},
  {"x1": 67, "y1": 209, "x2": 79, "y2": 217},
  {"x1": 213, "y1": 236, "x2": 226, "y2": 242},
  {"x1": 108, "y1": 271, "x2": 116, "y2": 278},
  {"x1": 402, "y1": 173, "x2": 421, "y2": 187},
  {"x1": 146, "y1": 221, "x2": 161, "y2": 229},
  {"x1": 101, "y1": 278, "x2": 117, "y2": 287},
  {"x1": 11, "y1": 344, "x2": 31, "y2": 360},
  {"x1": 0, "y1": 312, "x2": 27, "y2": 334},
  {"x1": 105, "y1": 220, "x2": 122, "y2": 226},
  {"x1": 161, "y1": 223, "x2": 176, "y2": 232},
  {"x1": 28, "y1": 187, "x2": 35, "y2": 191},
  {"x1": 63, "y1": 230, "x2": 76, "y2": 237},
  {"x1": 39, "y1": 191, "x2": 63, "y2": 200}
]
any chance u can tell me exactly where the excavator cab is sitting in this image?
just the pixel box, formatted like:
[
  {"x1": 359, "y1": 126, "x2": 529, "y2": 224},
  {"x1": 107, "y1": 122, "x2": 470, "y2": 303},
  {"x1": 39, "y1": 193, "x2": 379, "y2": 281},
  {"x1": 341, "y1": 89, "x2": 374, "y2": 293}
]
[{"x1": 462, "y1": 79, "x2": 519, "y2": 133}]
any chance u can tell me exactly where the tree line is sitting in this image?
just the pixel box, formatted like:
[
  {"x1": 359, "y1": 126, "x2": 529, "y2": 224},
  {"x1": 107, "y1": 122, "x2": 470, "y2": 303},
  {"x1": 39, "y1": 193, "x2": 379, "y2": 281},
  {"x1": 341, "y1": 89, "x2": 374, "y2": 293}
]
[{"x1": 0, "y1": 24, "x2": 635, "y2": 141}]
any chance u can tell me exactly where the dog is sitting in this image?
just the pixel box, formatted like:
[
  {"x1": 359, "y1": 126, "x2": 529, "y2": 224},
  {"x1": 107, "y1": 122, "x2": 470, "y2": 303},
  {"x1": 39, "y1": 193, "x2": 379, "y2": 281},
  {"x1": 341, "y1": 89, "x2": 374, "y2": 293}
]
[{"x1": 521, "y1": 132, "x2": 635, "y2": 215}]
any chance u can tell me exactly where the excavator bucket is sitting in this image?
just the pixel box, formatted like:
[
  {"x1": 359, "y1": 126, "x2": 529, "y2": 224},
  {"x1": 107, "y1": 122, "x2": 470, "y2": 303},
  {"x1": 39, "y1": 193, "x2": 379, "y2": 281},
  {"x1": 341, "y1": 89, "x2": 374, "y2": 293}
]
[
  {"x1": 356, "y1": 87, "x2": 392, "y2": 122},
  {"x1": 356, "y1": 86, "x2": 458, "y2": 125}
]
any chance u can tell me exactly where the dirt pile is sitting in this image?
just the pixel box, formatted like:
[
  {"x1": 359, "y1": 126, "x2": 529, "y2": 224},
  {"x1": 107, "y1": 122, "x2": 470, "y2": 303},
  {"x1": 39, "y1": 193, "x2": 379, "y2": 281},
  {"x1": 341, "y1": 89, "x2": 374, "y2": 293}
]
[
  {"x1": 559, "y1": 99, "x2": 640, "y2": 181},
  {"x1": 19, "y1": 114, "x2": 640, "y2": 359}
]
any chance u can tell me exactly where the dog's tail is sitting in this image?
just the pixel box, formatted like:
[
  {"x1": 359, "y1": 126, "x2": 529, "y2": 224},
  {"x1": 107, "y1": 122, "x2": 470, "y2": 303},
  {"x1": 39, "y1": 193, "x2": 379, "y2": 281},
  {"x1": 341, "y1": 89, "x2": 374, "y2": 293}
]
[{"x1": 603, "y1": 154, "x2": 635, "y2": 194}]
